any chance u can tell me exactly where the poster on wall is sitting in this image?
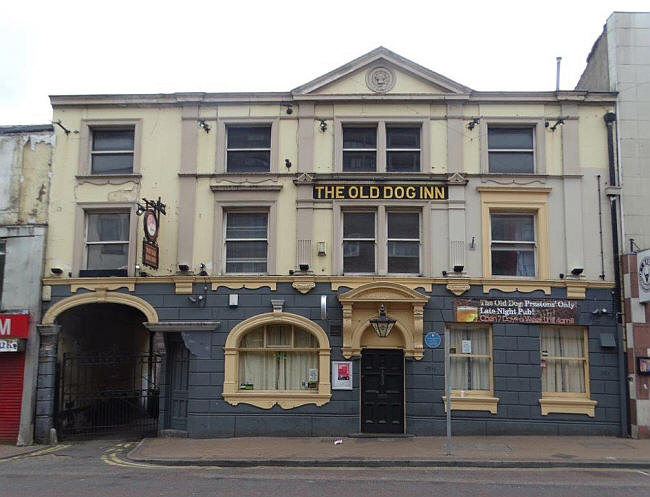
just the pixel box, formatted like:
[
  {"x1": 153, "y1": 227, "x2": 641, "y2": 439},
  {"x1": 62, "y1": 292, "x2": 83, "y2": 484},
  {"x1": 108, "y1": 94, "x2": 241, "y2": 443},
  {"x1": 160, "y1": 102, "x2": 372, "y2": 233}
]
[
  {"x1": 332, "y1": 361, "x2": 353, "y2": 390},
  {"x1": 454, "y1": 298, "x2": 579, "y2": 325},
  {"x1": 638, "y1": 248, "x2": 650, "y2": 303}
]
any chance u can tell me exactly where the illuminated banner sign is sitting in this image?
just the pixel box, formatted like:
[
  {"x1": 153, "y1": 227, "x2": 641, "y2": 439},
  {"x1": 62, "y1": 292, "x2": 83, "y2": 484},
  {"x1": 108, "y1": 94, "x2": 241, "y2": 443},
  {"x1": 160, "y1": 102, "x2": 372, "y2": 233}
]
[
  {"x1": 0, "y1": 313, "x2": 29, "y2": 339},
  {"x1": 313, "y1": 184, "x2": 448, "y2": 200},
  {"x1": 454, "y1": 298, "x2": 579, "y2": 325}
]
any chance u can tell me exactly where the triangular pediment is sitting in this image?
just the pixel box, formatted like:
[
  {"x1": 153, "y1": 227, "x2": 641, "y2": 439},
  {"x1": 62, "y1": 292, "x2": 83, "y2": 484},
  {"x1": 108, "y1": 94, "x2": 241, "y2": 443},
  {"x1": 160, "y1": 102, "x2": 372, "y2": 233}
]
[{"x1": 292, "y1": 47, "x2": 471, "y2": 97}]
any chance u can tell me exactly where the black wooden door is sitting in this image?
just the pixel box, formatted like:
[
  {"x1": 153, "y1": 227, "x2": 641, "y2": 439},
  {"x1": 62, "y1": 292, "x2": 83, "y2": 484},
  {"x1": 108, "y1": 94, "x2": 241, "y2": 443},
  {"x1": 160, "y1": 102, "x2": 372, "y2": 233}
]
[
  {"x1": 168, "y1": 337, "x2": 189, "y2": 431},
  {"x1": 361, "y1": 349, "x2": 404, "y2": 433}
]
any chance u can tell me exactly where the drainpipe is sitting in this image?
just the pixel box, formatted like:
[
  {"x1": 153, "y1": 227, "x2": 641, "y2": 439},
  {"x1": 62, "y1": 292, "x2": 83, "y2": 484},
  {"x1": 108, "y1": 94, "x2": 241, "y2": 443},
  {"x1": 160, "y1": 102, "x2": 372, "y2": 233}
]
[{"x1": 604, "y1": 111, "x2": 629, "y2": 437}]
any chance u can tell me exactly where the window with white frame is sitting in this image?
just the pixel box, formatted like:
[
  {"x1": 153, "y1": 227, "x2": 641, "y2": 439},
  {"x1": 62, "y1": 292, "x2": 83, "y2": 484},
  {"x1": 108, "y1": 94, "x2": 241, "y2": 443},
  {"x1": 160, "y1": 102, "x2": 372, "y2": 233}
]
[
  {"x1": 342, "y1": 123, "x2": 421, "y2": 172},
  {"x1": 0, "y1": 240, "x2": 5, "y2": 304},
  {"x1": 490, "y1": 213, "x2": 535, "y2": 277},
  {"x1": 85, "y1": 212, "x2": 130, "y2": 270},
  {"x1": 488, "y1": 127, "x2": 534, "y2": 174},
  {"x1": 343, "y1": 211, "x2": 375, "y2": 273},
  {"x1": 226, "y1": 126, "x2": 271, "y2": 173},
  {"x1": 238, "y1": 324, "x2": 319, "y2": 391},
  {"x1": 342, "y1": 126, "x2": 377, "y2": 172},
  {"x1": 90, "y1": 128, "x2": 135, "y2": 175},
  {"x1": 225, "y1": 212, "x2": 268, "y2": 273},
  {"x1": 387, "y1": 211, "x2": 420, "y2": 273},
  {"x1": 386, "y1": 126, "x2": 420, "y2": 172},
  {"x1": 448, "y1": 324, "x2": 493, "y2": 393},
  {"x1": 541, "y1": 326, "x2": 589, "y2": 395}
]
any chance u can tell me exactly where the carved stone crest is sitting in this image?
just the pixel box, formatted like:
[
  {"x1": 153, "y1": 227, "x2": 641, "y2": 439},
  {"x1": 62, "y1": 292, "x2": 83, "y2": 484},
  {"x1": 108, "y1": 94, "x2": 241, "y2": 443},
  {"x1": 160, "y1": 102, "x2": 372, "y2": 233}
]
[{"x1": 366, "y1": 66, "x2": 396, "y2": 93}]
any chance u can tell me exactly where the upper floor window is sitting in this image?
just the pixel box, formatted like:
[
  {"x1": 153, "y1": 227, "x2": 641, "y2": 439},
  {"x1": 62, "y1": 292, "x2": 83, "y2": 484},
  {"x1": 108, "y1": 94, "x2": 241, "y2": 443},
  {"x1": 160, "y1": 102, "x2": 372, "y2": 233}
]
[
  {"x1": 227, "y1": 126, "x2": 271, "y2": 173},
  {"x1": 225, "y1": 211, "x2": 268, "y2": 273},
  {"x1": 85, "y1": 212, "x2": 130, "y2": 272},
  {"x1": 343, "y1": 211, "x2": 375, "y2": 273},
  {"x1": 386, "y1": 126, "x2": 420, "y2": 172},
  {"x1": 343, "y1": 126, "x2": 376, "y2": 172},
  {"x1": 490, "y1": 213, "x2": 535, "y2": 277},
  {"x1": 342, "y1": 123, "x2": 422, "y2": 172},
  {"x1": 91, "y1": 128, "x2": 135, "y2": 175},
  {"x1": 387, "y1": 212, "x2": 420, "y2": 273},
  {"x1": 488, "y1": 127, "x2": 534, "y2": 174}
]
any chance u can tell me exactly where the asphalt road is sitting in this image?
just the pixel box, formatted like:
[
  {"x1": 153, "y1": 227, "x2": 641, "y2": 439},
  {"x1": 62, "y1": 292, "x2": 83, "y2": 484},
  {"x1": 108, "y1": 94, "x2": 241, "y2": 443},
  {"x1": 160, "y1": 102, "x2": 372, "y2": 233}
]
[{"x1": 2, "y1": 439, "x2": 650, "y2": 497}]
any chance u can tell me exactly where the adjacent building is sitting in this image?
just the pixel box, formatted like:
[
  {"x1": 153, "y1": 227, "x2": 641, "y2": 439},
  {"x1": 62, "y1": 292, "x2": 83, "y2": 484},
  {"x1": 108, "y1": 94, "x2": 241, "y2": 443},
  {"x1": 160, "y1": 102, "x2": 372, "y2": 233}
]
[
  {"x1": 577, "y1": 11, "x2": 650, "y2": 438},
  {"x1": 0, "y1": 125, "x2": 54, "y2": 444},
  {"x1": 36, "y1": 48, "x2": 624, "y2": 441}
]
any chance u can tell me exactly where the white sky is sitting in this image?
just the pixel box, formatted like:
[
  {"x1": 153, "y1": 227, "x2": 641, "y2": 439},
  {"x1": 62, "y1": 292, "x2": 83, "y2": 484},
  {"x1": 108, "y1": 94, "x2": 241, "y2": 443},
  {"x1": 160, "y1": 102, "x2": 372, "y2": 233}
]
[{"x1": 1, "y1": 0, "x2": 647, "y2": 125}]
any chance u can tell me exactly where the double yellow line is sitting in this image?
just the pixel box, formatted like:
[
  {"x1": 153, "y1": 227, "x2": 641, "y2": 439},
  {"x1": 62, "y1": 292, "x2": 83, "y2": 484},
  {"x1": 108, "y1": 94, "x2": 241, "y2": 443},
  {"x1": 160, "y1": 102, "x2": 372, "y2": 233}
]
[{"x1": 0, "y1": 444, "x2": 70, "y2": 463}]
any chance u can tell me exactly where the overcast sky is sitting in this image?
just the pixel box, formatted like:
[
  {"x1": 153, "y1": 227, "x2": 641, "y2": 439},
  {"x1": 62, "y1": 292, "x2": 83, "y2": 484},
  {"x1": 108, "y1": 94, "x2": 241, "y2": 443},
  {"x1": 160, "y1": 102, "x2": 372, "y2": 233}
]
[{"x1": 1, "y1": 0, "x2": 647, "y2": 125}]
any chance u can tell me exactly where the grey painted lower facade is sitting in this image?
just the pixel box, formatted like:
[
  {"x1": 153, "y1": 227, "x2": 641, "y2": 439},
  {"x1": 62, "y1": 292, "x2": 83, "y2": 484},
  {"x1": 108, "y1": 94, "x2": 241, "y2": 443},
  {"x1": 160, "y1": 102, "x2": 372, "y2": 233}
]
[{"x1": 39, "y1": 281, "x2": 623, "y2": 439}]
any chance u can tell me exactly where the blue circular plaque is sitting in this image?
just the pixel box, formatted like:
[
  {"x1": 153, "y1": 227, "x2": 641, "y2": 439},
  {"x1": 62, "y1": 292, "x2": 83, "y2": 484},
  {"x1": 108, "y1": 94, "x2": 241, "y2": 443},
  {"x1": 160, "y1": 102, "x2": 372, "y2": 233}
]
[{"x1": 425, "y1": 332, "x2": 442, "y2": 349}]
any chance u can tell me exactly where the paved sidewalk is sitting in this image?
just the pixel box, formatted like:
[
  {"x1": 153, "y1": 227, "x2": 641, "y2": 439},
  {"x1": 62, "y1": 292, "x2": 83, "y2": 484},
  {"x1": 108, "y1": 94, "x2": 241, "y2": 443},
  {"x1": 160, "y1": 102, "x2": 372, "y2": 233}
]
[
  {"x1": 128, "y1": 436, "x2": 650, "y2": 468},
  {"x1": 0, "y1": 444, "x2": 47, "y2": 460}
]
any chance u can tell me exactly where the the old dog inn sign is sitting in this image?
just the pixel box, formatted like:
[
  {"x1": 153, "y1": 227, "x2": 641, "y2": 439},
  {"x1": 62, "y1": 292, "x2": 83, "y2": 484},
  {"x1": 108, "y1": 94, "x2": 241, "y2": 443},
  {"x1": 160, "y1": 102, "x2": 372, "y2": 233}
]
[{"x1": 313, "y1": 184, "x2": 448, "y2": 200}]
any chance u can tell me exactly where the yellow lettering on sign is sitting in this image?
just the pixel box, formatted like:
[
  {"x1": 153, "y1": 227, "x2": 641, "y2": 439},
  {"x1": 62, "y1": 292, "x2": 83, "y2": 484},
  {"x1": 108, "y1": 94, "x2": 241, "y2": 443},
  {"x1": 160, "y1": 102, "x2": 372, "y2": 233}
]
[
  {"x1": 406, "y1": 186, "x2": 416, "y2": 199},
  {"x1": 314, "y1": 186, "x2": 325, "y2": 199},
  {"x1": 422, "y1": 186, "x2": 434, "y2": 199},
  {"x1": 348, "y1": 186, "x2": 359, "y2": 199},
  {"x1": 359, "y1": 186, "x2": 369, "y2": 199},
  {"x1": 324, "y1": 186, "x2": 335, "y2": 199},
  {"x1": 383, "y1": 186, "x2": 394, "y2": 199},
  {"x1": 435, "y1": 186, "x2": 446, "y2": 199},
  {"x1": 370, "y1": 186, "x2": 380, "y2": 199},
  {"x1": 394, "y1": 186, "x2": 405, "y2": 199},
  {"x1": 336, "y1": 186, "x2": 345, "y2": 199}
]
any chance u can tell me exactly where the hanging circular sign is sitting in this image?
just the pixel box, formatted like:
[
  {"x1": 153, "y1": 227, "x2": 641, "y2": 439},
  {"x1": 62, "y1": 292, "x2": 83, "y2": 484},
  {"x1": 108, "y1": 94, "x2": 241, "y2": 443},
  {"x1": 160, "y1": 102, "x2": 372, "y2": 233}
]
[{"x1": 144, "y1": 210, "x2": 159, "y2": 242}]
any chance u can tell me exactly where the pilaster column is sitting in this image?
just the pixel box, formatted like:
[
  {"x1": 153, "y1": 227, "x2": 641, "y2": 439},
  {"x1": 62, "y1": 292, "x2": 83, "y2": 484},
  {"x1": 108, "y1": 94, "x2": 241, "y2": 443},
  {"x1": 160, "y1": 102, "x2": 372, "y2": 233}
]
[{"x1": 34, "y1": 324, "x2": 61, "y2": 444}]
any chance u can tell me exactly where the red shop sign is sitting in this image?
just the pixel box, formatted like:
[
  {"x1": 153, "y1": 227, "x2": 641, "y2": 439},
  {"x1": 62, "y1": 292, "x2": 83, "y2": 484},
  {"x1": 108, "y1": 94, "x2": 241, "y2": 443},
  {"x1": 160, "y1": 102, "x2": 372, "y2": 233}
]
[{"x1": 0, "y1": 313, "x2": 29, "y2": 339}]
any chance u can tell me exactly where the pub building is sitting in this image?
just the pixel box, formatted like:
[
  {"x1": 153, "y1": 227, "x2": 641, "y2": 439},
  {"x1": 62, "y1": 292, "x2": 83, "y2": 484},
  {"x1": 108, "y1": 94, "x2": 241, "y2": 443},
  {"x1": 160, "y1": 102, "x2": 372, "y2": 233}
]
[{"x1": 35, "y1": 48, "x2": 624, "y2": 441}]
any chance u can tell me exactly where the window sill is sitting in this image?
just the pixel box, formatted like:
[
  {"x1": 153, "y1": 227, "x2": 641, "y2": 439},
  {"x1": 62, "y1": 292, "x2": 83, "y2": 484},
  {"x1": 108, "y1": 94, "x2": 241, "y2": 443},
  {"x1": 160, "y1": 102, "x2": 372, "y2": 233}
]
[
  {"x1": 76, "y1": 174, "x2": 141, "y2": 185},
  {"x1": 539, "y1": 397, "x2": 597, "y2": 417},
  {"x1": 442, "y1": 395, "x2": 499, "y2": 414},
  {"x1": 223, "y1": 391, "x2": 331, "y2": 410}
]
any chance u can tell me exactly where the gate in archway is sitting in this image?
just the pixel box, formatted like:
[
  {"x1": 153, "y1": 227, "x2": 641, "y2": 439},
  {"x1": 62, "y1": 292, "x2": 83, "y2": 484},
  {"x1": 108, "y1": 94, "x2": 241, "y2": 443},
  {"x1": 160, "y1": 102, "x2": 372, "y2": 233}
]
[{"x1": 56, "y1": 353, "x2": 161, "y2": 438}]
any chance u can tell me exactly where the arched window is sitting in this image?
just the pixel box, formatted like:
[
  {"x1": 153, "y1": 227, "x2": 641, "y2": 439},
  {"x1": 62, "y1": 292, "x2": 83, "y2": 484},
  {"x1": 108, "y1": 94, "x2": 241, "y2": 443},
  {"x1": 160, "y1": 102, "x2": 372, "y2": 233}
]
[
  {"x1": 238, "y1": 324, "x2": 319, "y2": 391},
  {"x1": 223, "y1": 313, "x2": 331, "y2": 409}
]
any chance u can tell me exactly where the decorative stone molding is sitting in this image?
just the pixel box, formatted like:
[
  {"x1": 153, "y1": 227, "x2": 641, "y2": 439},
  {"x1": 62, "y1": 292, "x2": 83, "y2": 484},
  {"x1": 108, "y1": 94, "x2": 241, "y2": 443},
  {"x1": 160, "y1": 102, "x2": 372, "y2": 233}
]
[
  {"x1": 143, "y1": 321, "x2": 220, "y2": 332},
  {"x1": 271, "y1": 299, "x2": 285, "y2": 313},
  {"x1": 175, "y1": 279, "x2": 194, "y2": 295},
  {"x1": 212, "y1": 280, "x2": 277, "y2": 291},
  {"x1": 366, "y1": 66, "x2": 396, "y2": 93},
  {"x1": 446, "y1": 279, "x2": 471, "y2": 296},
  {"x1": 539, "y1": 397, "x2": 597, "y2": 417},
  {"x1": 71, "y1": 281, "x2": 135, "y2": 293},
  {"x1": 292, "y1": 279, "x2": 316, "y2": 294},
  {"x1": 294, "y1": 173, "x2": 314, "y2": 184},
  {"x1": 338, "y1": 281, "x2": 429, "y2": 360},
  {"x1": 482, "y1": 283, "x2": 551, "y2": 295},
  {"x1": 447, "y1": 172, "x2": 468, "y2": 185},
  {"x1": 210, "y1": 184, "x2": 283, "y2": 192},
  {"x1": 42, "y1": 291, "x2": 158, "y2": 324},
  {"x1": 331, "y1": 278, "x2": 432, "y2": 292},
  {"x1": 565, "y1": 280, "x2": 588, "y2": 299},
  {"x1": 75, "y1": 174, "x2": 142, "y2": 185}
]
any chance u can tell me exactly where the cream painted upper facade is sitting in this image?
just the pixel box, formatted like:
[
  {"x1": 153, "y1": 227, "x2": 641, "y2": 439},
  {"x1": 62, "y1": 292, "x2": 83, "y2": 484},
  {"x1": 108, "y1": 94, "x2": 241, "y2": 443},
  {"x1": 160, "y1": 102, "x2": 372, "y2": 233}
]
[{"x1": 44, "y1": 48, "x2": 617, "y2": 292}]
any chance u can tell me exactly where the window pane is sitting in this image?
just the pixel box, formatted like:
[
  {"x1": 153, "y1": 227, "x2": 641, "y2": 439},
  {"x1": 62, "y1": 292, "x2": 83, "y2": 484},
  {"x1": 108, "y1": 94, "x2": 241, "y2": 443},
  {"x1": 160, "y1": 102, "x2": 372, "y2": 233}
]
[
  {"x1": 227, "y1": 151, "x2": 270, "y2": 172},
  {"x1": 91, "y1": 153, "x2": 134, "y2": 174},
  {"x1": 227, "y1": 126, "x2": 271, "y2": 149},
  {"x1": 239, "y1": 351, "x2": 318, "y2": 390},
  {"x1": 267, "y1": 325, "x2": 292, "y2": 347},
  {"x1": 343, "y1": 151, "x2": 376, "y2": 172},
  {"x1": 226, "y1": 241, "x2": 267, "y2": 273},
  {"x1": 488, "y1": 151, "x2": 534, "y2": 173},
  {"x1": 388, "y1": 241, "x2": 419, "y2": 273},
  {"x1": 491, "y1": 214, "x2": 534, "y2": 241},
  {"x1": 450, "y1": 326, "x2": 489, "y2": 354},
  {"x1": 343, "y1": 127, "x2": 376, "y2": 149},
  {"x1": 343, "y1": 212, "x2": 374, "y2": 238},
  {"x1": 488, "y1": 128, "x2": 533, "y2": 149},
  {"x1": 226, "y1": 213, "x2": 267, "y2": 239},
  {"x1": 87, "y1": 243, "x2": 128, "y2": 270},
  {"x1": 294, "y1": 329, "x2": 318, "y2": 348},
  {"x1": 87, "y1": 213, "x2": 130, "y2": 242},
  {"x1": 491, "y1": 247, "x2": 535, "y2": 276},
  {"x1": 541, "y1": 328, "x2": 586, "y2": 393},
  {"x1": 450, "y1": 357, "x2": 490, "y2": 390},
  {"x1": 343, "y1": 241, "x2": 375, "y2": 272},
  {"x1": 240, "y1": 328, "x2": 264, "y2": 348},
  {"x1": 386, "y1": 151, "x2": 420, "y2": 172},
  {"x1": 92, "y1": 129, "x2": 134, "y2": 151},
  {"x1": 386, "y1": 127, "x2": 420, "y2": 149},
  {"x1": 388, "y1": 212, "x2": 419, "y2": 239}
]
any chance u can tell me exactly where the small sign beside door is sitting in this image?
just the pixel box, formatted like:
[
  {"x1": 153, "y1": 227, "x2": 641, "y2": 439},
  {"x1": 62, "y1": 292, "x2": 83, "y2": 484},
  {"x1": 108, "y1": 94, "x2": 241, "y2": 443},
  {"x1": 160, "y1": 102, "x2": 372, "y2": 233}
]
[{"x1": 332, "y1": 361, "x2": 352, "y2": 390}]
